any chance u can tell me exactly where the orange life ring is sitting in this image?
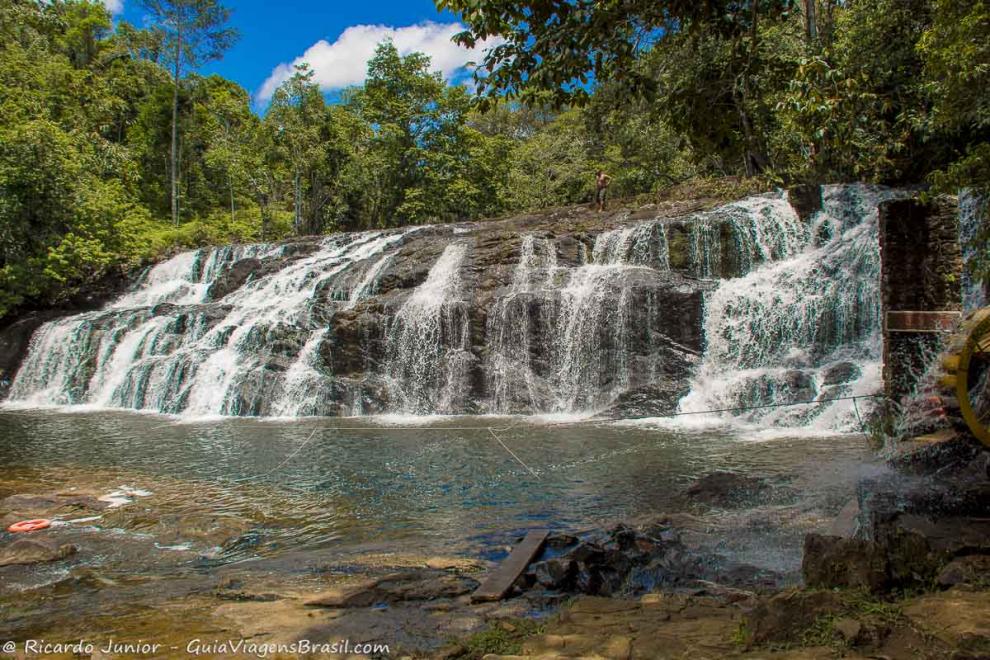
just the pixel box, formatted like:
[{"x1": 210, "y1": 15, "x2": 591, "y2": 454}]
[{"x1": 7, "y1": 519, "x2": 51, "y2": 533}]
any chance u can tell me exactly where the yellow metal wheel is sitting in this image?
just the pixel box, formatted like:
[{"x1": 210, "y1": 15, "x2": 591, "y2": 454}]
[{"x1": 939, "y1": 308, "x2": 990, "y2": 446}]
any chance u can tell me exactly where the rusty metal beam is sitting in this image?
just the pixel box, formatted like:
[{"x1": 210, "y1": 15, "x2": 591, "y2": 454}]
[{"x1": 886, "y1": 310, "x2": 961, "y2": 333}]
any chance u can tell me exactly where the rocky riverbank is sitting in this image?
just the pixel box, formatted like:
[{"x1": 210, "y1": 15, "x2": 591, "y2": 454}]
[
  {"x1": 446, "y1": 433, "x2": 990, "y2": 659},
  {"x1": 1, "y1": 428, "x2": 985, "y2": 658},
  {"x1": 0, "y1": 426, "x2": 865, "y2": 658}
]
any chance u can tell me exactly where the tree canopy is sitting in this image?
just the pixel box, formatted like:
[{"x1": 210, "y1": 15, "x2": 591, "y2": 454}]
[{"x1": 0, "y1": 0, "x2": 987, "y2": 321}]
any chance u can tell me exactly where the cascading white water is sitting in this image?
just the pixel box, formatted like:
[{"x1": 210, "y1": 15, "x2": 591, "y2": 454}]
[
  {"x1": 486, "y1": 235, "x2": 559, "y2": 412},
  {"x1": 959, "y1": 190, "x2": 988, "y2": 312},
  {"x1": 116, "y1": 244, "x2": 284, "y2": 308},
  {"x1": 677, "y1": 185, "x2": 905, "y2": 430},
  {"x1": 383, "y1": 242, "x2": 473, "y2": 414},
  {"x1": 7, "y1": 229, "x2": 418, "y2": 416},
  {"x1": 5, "y1": 186, "x2": 917, "y2": 428},
  {"x1": 484, "y1": 192, "x2": 810, "y2": 415}
]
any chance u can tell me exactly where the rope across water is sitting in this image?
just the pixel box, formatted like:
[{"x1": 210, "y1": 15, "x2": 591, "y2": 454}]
[{"x1": 235, "y1": 393, "x2": 884, "y2": 483}]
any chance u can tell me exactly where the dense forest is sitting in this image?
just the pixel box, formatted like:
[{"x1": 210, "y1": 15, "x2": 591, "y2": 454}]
[{"x1": 0, "y1": 0, "x2": 987, "y2": 320}]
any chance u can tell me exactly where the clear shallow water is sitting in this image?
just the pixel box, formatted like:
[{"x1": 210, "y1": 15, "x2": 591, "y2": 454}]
[
  {"x1": 0, "y1": 410, "x2": 887, "y2": 644},
  {"x1": 0, "y1": 410, "x2": 880, "y2": 570}
]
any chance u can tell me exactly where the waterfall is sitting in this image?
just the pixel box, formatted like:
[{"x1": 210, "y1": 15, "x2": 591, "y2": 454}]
[
  {"x1": 3, "y1": 186, "x2": 920, "y2": 429},
  {"x1": 383, "y1": 242, "x2": 473, "y2": 414},
  {"x1": 487, "y1": 235, "x2": 559, "y2": 412},
  {"x1": 483, "y1": 192, "x2": 808, "y2": 415},
  {"x1": 7, "y1": 229, "x2": 418, "y2": 416},
  {"x1": 959, "y1": 190, "x2": 988, "y2": 312},
  {"x1": 676, "y1": 185, "x2": 905, "y2": 430}
]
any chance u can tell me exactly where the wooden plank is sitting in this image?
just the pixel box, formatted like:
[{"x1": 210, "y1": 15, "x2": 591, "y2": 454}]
[
  {"x1": 471, "y1": 529, "x2": 549, "y2": 603},
  {"x1": 886, "y1": 310, "x2": 961, "y2": 333}
]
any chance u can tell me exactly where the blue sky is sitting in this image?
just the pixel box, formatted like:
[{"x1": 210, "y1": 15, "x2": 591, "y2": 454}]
[{"x1": 112, "y1": 0, "x2": 495, "y2": 108}]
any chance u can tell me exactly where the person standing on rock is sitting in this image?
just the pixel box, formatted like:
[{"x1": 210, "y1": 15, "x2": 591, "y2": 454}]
[{"x1": 595, "y1": 170, "x2": 612, "y2": 212}]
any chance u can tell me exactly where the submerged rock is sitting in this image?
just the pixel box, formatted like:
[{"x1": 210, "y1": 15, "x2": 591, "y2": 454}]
[
  {"x1": 683, "y1": 472, "x2": 771, "y2": 508},
  {"x1": 0, "y1": 538, "x2": 77, "y2": 567},
  {"x1": 305, "y1": 571, "x2": 479, "y2": 608},
  {"x1": 1, "y1": 492, "x2": 108, "y2": 521}
]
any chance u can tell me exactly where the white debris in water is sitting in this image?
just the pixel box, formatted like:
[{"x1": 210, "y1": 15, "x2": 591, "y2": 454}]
[
  {"x1": 53, "y1": 515, "x2": 104, "y2": 526},
  {"x1": 98, "y1": 486, "x2": 152, "y2": 508},
  {"x1": 154, "y1": 542, "x2": 193, "y2": 551}
]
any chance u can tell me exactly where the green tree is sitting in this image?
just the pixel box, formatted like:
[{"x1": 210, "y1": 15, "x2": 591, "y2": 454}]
[
  {"x1": 505, "y1": 109, "x2": 594, "y2": 210},
  {"x1": 139, "y1": 0, "x2": 238, "y2": 226},
  {"x1": 348, "y1": 40, "x2": 490, "y2": 225},
  {"x1": 200, "y1": 77, "x2": 256, "y2": 225},
  {"x1": 266, "y1": 64, "x2": 332, "y2": 234},
  {"x1": 438, "y1": 0, "x2": 795, "y2": 107},
  {"x1": 919, "y1": 0, "x2": 990, "y2": 194}
]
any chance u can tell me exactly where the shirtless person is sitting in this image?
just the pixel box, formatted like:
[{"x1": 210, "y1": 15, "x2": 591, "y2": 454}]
[{"x1": 595, "y1": 170, "x2": 612, "y2": 212}]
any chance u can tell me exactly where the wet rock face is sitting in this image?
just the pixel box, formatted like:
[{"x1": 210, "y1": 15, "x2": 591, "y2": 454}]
[
  {"x1": 3, "y1": 191, "x2": 830, "y2": 418},
  {"x1": 515, "y1": 522, "x2": 782, "y2": 599},
  {"x1": 807, "y1": 457, "x2": 990, "y2": 594}
]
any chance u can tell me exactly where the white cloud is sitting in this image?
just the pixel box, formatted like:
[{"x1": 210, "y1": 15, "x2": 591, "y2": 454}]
[
  {"x1": 102, "y1": 0, "x2": 124, "y2": 14},
  {"x1": 257, "y1": 21, "x2": 500, "y2": 102}
]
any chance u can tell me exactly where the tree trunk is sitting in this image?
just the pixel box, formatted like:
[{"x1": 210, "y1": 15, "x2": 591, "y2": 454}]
[
  {"x1": 170, "y1": 29, "x2": 182, "y2": 227},
  {"x1": 739, "y1": 2, "x2": 768, "y2": 175},
  {"x1": 293, "y1": 170, "x2": 302, "y2": 234},
  {"x1": 821, "y1": 0, "x2": 836, "y2": 47},
  {"x1": 803, "y1": 0, "x2": 819, "y2": 44},
  {"x1": 260, "y1": 193, "x2": 271, "y2": 241}
]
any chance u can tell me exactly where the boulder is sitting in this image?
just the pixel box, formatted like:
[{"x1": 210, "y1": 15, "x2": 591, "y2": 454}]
[
  {"x1": 783, "y1": 370, "x2": 817, "y2": 402},
  {"x1": 936, "y1": 554, "x2": 990, "y2": 589},
  {"x1": 745, "y1": 589, "x2": 844, "y2": 645},
  {"x1": 822, "y1": 361, "x2": 861, "y2": 386},
  {"x1": 531, "y1": 559, "x2": 575, "y2": 590},
  {"x1": 544, "y1": 533, "x2": 579, "y2": 551},
  {"x1": 802, "y1": 533, "x2": 888, "y2": 592},
  {"x1": 788, "y1": 185, "x2": 823, "y2": 223}
]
